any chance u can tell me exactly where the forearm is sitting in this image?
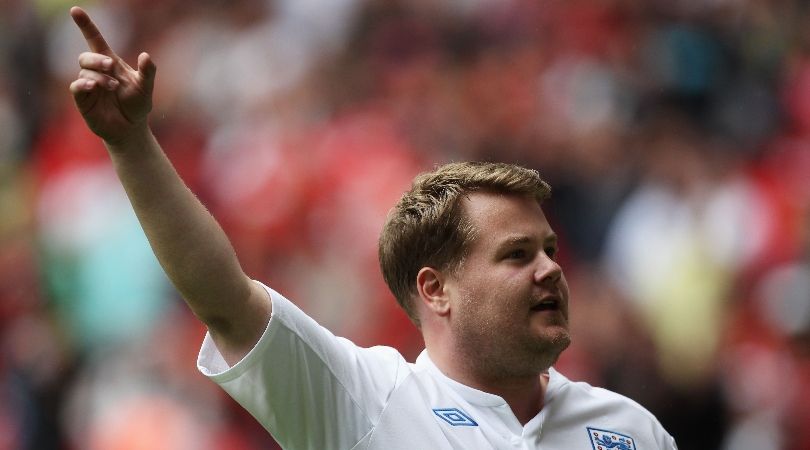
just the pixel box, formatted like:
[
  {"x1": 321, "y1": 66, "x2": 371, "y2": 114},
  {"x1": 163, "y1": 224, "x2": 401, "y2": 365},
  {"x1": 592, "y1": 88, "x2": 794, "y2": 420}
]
[{"x1": 106, "y1": 126, "x2": 253, "y2": 327}]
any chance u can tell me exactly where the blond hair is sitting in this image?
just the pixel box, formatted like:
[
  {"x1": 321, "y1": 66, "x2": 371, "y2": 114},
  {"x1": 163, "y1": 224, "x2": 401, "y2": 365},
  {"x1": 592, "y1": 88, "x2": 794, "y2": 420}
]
[{"x1": 378, "y1": 161, "x2": 551, "y2": 325}]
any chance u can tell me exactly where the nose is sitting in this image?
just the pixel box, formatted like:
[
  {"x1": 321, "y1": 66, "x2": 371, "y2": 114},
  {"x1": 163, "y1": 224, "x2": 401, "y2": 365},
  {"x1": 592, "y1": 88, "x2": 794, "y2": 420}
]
[{"x1": 533, "y1": 251, "x2": 562, "y2": 286}]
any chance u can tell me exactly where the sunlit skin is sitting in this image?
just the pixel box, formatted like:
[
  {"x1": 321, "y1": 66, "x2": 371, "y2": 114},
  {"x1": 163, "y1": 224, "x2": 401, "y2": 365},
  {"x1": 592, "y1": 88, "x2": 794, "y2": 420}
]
[{"x1": 417, "y1": 192, "x2": 571, "y2": 425}]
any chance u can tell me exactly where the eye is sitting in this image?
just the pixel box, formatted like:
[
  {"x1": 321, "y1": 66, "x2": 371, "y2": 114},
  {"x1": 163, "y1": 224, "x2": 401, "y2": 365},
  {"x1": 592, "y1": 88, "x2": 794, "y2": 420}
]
[
  {"x1": 544, "y1": 246, "x2": 558, "y2": 259},
  {"x1": 506, "y1": 249, "x2": 528, "y2": 260}
]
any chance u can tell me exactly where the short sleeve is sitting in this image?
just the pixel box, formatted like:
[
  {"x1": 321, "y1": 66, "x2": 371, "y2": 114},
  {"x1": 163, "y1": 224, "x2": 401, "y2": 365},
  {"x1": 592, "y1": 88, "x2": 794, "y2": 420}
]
[{"x1": 197, "y1": 282, "x2": 410, "y2": 450}]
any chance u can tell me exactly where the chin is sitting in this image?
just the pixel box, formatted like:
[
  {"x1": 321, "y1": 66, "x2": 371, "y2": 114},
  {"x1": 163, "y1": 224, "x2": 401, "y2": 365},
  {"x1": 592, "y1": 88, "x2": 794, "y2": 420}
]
[
  {"x1": 532, "y1": 319, "x2": 569, "y2": 340},
  {"x1": 537, "y1": 328, "x2": 571, "y2": 355},
  {"x1": 523, "y1": 323, "x2": 569, "y2": 351}
]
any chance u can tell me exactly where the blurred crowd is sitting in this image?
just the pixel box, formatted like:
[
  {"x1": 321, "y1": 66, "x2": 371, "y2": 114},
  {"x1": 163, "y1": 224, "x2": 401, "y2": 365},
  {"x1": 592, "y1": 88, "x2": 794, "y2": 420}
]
[{"x1": 1, "y1": 0, "x2": 810, "y2": 449}]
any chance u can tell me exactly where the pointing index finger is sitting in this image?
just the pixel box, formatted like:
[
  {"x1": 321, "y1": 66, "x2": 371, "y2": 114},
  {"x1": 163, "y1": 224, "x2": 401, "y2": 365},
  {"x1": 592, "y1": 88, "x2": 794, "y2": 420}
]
[{"x1": 70, "y1": 6, "x2": 114, "y2": 56}]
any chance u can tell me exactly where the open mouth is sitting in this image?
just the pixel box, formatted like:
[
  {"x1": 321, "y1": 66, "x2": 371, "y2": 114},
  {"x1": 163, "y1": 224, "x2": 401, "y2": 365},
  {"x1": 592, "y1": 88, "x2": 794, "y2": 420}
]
[{"x1": 530, "y1": 296, "x2": 560, "y2": 312}]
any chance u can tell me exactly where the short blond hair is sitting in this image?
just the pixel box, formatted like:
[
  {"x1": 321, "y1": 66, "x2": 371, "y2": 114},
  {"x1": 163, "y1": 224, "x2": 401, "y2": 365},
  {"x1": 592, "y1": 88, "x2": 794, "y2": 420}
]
[{"x1": 378, "y1": 161, "x2": 551, "y2": 325}]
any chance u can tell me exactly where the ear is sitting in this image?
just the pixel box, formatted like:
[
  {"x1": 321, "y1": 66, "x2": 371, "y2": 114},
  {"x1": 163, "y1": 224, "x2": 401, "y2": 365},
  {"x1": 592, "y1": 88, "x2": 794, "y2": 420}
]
[{"x1": 416, "y1": 267, "x2": 451, "y2": 317}]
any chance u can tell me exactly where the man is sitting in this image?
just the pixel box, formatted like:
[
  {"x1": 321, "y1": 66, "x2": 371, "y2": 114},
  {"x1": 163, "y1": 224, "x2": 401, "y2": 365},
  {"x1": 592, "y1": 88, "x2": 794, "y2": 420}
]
[{"x1": 69, "y1": 6, "x2": 677, "y2": 449}]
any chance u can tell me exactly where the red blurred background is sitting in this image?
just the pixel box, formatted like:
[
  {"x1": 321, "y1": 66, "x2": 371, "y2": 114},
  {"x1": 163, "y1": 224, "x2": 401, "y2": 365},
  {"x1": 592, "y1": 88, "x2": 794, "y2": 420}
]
[{"x1": 1, "y1": 1, "x2": 809, "y2": 449}]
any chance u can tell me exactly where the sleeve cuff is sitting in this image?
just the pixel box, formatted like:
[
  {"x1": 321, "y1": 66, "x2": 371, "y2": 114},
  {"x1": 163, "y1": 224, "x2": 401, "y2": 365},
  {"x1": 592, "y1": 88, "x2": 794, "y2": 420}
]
[{"x1": 196, "y1": 281, "x2": 279, "y2": 382}]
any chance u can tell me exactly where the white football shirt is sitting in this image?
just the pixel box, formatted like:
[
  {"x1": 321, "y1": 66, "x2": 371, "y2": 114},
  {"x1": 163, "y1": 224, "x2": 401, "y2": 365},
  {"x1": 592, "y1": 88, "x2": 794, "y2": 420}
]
[{"x1": 198, "y1": 283, "x2": 677, "y2": 450}]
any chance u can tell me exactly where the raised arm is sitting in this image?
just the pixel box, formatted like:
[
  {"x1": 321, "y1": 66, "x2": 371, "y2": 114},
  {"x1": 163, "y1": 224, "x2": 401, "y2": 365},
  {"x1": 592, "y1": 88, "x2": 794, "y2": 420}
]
[{"x1": 68, "y1": 6, "x2": 270, "y2": 365}]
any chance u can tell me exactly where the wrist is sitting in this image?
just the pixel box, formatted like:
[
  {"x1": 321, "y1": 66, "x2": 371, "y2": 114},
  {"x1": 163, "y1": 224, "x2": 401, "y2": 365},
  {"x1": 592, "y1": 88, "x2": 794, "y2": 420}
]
[{"x1": 103, "y1": 123, "x2": 153, "y2": 154}]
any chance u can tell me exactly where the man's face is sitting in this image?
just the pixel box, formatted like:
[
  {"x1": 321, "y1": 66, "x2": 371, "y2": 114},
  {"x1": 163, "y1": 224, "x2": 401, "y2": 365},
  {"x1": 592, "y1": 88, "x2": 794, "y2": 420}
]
[{"x1": 445, "y1": 192, "x2": 570, "y2": 379}]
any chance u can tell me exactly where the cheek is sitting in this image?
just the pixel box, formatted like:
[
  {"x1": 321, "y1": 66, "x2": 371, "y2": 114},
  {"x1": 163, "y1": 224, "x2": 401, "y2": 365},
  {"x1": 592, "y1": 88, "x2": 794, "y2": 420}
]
[
  {"x1": 559, "y1": 275, "x2": 571, "y2": 316},
  {"x1": 560, "y1": 274, "x2": 571, "y2": 299},
  {"x1": 456, "y1": 282, "x2": 501, "y2": 323},
  {"x1": 455, "y1": 268, "x2": 529, "y2": 317}
]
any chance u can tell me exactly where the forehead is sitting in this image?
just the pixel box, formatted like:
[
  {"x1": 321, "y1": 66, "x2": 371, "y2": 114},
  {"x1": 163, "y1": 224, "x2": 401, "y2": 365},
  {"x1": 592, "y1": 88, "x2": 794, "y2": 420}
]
[{"x1": 461, "y1": 191, "x2": 553, "y2": 247}]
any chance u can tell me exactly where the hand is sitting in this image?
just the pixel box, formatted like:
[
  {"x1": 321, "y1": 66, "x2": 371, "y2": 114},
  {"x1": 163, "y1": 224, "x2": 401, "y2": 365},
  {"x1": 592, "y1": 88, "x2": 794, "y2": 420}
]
[{"x1": 69, "y1": 6, "x2": 156, "y2": 145}]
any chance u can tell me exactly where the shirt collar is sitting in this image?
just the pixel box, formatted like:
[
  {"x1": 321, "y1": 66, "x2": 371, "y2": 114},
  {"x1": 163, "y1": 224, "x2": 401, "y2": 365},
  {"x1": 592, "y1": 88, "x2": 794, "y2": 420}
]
[{"x1": 415, "y1": 349, "x2": 565, "y2": 408}]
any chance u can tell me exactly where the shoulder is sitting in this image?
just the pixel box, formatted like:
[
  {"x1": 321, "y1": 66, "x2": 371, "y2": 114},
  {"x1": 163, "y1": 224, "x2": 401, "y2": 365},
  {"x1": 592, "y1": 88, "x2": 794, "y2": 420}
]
[
  {"x1": 549, "y1": 369, "x2": 677, "y2": 449},
  {"x1": 560, "y1": 375, "x2": 660, "y2": 421}
]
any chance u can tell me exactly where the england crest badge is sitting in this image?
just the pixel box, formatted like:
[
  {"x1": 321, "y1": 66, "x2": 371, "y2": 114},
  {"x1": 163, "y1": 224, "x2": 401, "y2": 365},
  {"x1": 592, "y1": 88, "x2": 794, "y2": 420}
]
[{"x1": 586, "y1": 427, "x2": 637, "y2": 450}]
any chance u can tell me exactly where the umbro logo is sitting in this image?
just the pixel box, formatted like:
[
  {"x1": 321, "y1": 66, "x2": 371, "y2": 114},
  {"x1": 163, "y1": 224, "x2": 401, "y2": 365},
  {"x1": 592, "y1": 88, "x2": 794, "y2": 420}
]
[{"x1": 432, "y1": 407, "x2": 478, "y2": 427}]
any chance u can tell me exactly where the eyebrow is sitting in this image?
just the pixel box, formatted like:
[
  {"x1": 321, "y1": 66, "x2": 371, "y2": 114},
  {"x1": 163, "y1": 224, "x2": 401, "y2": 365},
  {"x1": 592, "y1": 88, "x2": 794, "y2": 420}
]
[{"x1": 497, "y1": 233, "x2": 558, "y2": 249}]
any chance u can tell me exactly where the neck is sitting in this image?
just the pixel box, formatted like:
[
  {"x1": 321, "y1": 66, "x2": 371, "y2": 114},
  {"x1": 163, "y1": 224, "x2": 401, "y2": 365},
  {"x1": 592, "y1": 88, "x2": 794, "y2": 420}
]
[
  {"x1": 427, "y1": 343, "x2": 549, "y2": 425},
  {"x1": 481, "y1": 372, "x2": 548, "y2": 425}
]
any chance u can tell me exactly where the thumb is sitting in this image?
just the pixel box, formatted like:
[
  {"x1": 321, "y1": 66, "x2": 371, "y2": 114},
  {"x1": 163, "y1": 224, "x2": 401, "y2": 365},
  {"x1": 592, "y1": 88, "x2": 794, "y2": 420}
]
[{"x1": 138, "y1": 52, "x2": 157, "y2": 94}]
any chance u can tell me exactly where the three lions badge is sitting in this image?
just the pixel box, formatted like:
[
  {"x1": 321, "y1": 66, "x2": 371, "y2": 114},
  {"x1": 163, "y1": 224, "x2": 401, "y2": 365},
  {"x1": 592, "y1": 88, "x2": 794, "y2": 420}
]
[{"x1": 587, "y1": 427, "x2": 636, "y2": 450}]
